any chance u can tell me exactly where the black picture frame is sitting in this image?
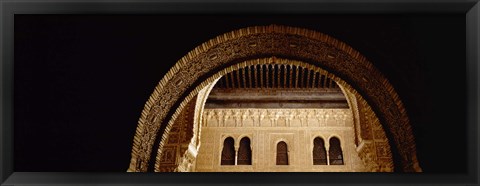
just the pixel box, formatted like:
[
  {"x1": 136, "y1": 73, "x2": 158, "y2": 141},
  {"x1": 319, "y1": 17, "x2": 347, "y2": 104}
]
[{"x1": 1, "y1": 0, "x2": 479, "y2": 185}]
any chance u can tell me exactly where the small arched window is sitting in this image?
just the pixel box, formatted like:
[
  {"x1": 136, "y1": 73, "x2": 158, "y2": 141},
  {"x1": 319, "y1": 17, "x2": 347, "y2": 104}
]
[
  {"x1": 221, "y1": 137, "x2": 235, "y2": 165},
  {"x1": 329, "y1": 137, "x2": 344, "y2": 165},
  {"x1": 237, "y1": 137, "x2": 252, "y2": 165},
  {"x1": 276, "y1": 141, "x2": 289, "y2": 165},
  {"x1": 313, "y1": 137, "x2": 327, "y2": 165}
]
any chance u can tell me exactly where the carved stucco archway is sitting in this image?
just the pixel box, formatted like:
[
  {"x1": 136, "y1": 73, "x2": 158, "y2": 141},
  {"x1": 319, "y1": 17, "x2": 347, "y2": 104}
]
[
  {"x1": 128, "y1": 25, "x2": 422, "y2": 172},
  {"x1": 166, "y1": 58, "x2": 394, "y2": 172}
]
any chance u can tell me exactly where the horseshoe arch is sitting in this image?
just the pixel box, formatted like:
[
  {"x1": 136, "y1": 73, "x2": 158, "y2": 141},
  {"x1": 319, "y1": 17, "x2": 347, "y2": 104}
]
[{"x1": 128, "y1": 25, "x2": 422, "y2": 172}]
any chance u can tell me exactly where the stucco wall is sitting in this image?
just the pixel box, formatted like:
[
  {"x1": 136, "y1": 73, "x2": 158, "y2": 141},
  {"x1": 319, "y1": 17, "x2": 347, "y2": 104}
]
[{"x1": 195, "y1": 108, "x2": 366, "y2": 172}]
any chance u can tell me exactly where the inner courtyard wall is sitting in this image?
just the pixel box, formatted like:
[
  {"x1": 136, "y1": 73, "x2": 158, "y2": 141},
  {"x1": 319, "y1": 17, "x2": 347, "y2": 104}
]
[{"x1": 195, "y1": 108, "x2": 367, "y2": 172}]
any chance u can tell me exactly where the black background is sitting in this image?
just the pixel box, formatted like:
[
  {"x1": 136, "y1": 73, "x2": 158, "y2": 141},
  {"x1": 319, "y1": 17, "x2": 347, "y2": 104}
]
[{"x1": 14, "y1": 14, "x2": 466, "y2": 173}]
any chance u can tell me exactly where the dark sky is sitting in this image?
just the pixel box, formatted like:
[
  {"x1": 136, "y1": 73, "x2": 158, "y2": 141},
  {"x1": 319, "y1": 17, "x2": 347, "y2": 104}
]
[{"x1": 14, "y1": 14, "x2": 466, "y2": 173}]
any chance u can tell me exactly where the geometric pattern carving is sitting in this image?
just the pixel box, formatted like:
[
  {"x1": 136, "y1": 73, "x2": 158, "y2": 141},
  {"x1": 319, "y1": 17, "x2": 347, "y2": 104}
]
[
  {"x1": 343, "y1": 87, "x2": 395, "y2": 172},
  {"x1": 375, "y1": 142, "x2": 391, "y2": 158},
  {"x1": 128, "y1": 25, "x2": 421, "y2": 172},
  {"x1": 159, "y1": 146, "x2": 176, "y2": 164},
  {"x1": 155, "y1": 96, "x2": 197, "y2": 172},
  {"x1": 172, "y1": 79, "x2": 215, "y2": 172}
]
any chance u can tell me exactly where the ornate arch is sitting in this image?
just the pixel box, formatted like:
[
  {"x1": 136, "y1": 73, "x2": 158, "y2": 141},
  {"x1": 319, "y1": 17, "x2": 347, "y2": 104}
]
[{"x1": 128, "y1": 25, "x2": 421, "y2": 172}]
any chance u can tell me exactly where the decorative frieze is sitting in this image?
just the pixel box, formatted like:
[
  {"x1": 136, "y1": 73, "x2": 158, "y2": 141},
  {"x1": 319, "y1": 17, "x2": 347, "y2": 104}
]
[{"x1": 203, "y1": 109, "x2": 352, "y2": 128}]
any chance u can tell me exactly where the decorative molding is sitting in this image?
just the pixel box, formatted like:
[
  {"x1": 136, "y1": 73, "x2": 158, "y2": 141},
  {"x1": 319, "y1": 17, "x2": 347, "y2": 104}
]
[{"x1": 203, "y1": 108, "x2": 352, "y2": 128}]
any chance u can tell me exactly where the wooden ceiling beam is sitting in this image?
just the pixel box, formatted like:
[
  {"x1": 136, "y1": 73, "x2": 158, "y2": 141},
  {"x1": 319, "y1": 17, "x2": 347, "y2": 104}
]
[
  {"x1": 204, "y1": 101, "x2": 349, "y2": 109},
  {"x1": 207, "y1": 88, "x2": 347, "y2": 101}
]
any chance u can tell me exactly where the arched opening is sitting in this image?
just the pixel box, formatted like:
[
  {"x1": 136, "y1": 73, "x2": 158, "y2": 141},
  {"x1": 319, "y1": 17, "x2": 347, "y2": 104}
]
[
  {"x1": 276, "y1": 141, "x2": 289, "y2": 165},
  {"x1": 329, "y1": 137, "x2": 344, "y2": 165},
  {"x1": 128, "y1": 25, "x2": 421, "y2": 172},
  {"x1": 237, "y1": 137, "x2": 252, "y2": 165},
  {"x1": 195, "y1": 62, "x2": 369, "y2": 171},
  {"x1": 313, "y1": 137, "x2": 327, "y2": 165},
  {"x1": 221, "y1": 137, "x2": 235, "y2": 165},
  {"x1": 151, "y1": 58, "x2": 395, "y2": 172}
]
